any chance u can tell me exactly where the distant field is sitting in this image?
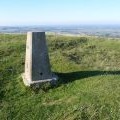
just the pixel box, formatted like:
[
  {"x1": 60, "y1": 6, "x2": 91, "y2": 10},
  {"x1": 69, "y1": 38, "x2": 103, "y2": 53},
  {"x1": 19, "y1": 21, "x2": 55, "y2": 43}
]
[
  {"x1": 0, "y1": 34, "x2": 120, "y2": 120},
  {"x1": 1, "y1": 25, "x2": 120, "y2": 38}
]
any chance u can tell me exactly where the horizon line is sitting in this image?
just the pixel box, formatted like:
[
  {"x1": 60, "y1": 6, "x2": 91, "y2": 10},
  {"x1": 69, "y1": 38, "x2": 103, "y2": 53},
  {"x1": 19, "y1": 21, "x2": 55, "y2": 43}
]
[{"x1": 1, "y1": 23, "x2": 120, "y2": 27}]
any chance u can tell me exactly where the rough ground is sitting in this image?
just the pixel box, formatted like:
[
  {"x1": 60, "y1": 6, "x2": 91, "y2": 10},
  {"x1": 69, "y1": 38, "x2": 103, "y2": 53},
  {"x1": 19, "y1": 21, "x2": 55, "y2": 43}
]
[{"x1": 0, "y1": 34, "x2": 120, "y2": 120}]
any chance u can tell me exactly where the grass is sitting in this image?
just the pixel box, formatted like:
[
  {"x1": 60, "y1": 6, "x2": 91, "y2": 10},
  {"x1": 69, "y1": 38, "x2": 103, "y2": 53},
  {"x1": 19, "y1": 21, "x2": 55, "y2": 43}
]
[{"x1": 0, "y1": 34, "x2": 120, "y2": 120}]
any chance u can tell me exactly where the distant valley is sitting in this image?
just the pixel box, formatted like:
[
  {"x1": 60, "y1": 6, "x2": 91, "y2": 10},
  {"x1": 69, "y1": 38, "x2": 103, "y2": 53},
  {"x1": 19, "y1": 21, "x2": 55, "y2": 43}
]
[{"x1": 0, "y1": 25, "x2": 120, "y2": 38}]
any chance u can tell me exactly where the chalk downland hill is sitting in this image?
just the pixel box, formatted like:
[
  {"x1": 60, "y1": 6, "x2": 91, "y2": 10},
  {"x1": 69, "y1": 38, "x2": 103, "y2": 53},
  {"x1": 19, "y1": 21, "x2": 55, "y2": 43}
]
[{"x1": 0, "y1": 34, "x2": 120, "y2": 120}]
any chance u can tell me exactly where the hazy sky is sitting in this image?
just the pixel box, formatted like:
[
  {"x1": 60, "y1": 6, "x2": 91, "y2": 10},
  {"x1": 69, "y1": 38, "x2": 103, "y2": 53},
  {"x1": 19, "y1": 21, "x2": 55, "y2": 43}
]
[{"x1": 0, "y1": 0, "x2": 120, "y2": 26}]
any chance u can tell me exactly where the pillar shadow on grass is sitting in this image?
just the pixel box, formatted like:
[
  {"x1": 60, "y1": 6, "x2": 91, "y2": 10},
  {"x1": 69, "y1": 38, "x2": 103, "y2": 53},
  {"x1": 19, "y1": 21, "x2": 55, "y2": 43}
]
[
  {"x1": 32, "y1": 71, "x2": 120, "y2": 93},
  {"x1": 56, "y1": 71, "x2": 120, "y2": 85}
]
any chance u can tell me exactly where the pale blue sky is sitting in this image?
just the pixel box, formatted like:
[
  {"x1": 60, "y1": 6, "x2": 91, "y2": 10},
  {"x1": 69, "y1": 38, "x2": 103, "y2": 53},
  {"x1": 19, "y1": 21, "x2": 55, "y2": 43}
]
[{"x1": 0, "y1": 0, "x2": 120, "y2": 26}]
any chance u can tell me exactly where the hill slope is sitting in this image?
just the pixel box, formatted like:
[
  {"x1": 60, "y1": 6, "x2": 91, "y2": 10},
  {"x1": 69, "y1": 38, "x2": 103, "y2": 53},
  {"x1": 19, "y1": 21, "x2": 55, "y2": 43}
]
[{"x1": 0, "y1": 34, "x2": 120, "y2": 120}]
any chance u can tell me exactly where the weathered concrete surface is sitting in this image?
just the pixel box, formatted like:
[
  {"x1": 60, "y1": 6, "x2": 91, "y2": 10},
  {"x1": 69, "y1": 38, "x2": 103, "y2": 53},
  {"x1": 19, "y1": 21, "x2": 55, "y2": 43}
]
[{"x1": 22, "y1": 32, "x2": 57, "y2": 86}]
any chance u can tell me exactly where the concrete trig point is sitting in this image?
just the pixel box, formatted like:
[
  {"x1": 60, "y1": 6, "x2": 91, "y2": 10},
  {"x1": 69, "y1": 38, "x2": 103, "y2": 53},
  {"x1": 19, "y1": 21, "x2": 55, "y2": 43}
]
[{"x1": 22, "y1": 32, "x2": 57, "y2": 86}]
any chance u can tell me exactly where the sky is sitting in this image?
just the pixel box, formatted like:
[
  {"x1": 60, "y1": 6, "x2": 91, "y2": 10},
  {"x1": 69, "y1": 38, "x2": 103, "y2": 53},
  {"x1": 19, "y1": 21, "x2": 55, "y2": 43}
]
[{"x1": 0, "y1": 0, "x2": 120, "y2": 26}]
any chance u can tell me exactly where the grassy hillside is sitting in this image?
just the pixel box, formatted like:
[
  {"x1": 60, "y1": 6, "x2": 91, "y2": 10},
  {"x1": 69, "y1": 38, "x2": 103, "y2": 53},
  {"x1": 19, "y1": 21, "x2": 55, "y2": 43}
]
[{"x1": 0, "y1": 34, "x2": 120, "y2": 120}]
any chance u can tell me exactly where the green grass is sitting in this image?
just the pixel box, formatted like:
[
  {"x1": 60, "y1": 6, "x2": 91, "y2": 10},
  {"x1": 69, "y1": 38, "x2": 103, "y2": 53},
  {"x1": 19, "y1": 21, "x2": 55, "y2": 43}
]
[{"x1": 0, "y1": 34, "x2": 120, "y2": 120}]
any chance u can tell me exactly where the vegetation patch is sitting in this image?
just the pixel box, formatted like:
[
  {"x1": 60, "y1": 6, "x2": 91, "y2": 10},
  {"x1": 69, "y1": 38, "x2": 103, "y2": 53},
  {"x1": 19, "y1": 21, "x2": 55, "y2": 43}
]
[{"x1": 0, "y1": 34, "x2": 120, "y2": 120}]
